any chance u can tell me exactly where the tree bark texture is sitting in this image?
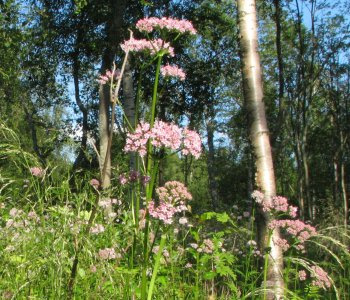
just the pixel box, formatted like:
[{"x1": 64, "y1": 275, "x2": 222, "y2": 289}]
[
  {"x1": 237, "y1": 0, "x2": 284, "y2": 298},
  {"x1": 206, "y1": 114, "x2": 219, "y2": 208},
  {"x1": 72, "y1": 51, "x2": 89, "y2": 170},
  {"x1": 99, "y1": 0, "x2": 126, "y2": 188},
  {"x1": 122, "y1": 56, "x2": 136, "y2": 170}
]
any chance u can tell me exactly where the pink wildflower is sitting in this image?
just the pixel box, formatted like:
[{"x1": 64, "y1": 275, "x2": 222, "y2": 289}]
[
  {"x1": 98, "y1": 247, "x2": 116, "y2": 260},
  {"x1": 298, "y1": 270, "x2": 307, "y2": 281},
  {"x1": 90, "y1": 178, "x2": 100, "y2": 188},
  {"x1": 247, "y1": 240, "x2": 257, "y2": 247},
  {"x1": 161, "y1": 64, "x2": 186, "y2": 81},
  {"x1": 289, "y1": 206, "x2": 298, "y2": 218},
  {"x1": 148, "y1": 200, "x2": 177, "y2": 224},
  {"x1": 182, "y1": 128, "x2": 202, "y2": 159},
  {"x1": 97, "y1": 69, "x2": 120, "y2": 85},
  {"x1": 30, "y1": 167, "x2": 45, "y2": 177},
  {"x1": 90, "y1": 265, "x2": 97, "y2": 273},
  {"x1": 124, "y1": 121, "x2": 151, "y2": 157},
  {"x1": 311, "y1": 266, "x2": 331, "y2": 289},
  {"x1": 90, "y1": 224, "x2": 105, "y2": 234},
  {"x1": 273, "y1": 238, "x2": 290, "y2": 252},
  {"x1": 150, "y1": 120, "x2": 182, "y2": 150},
  {"x1": 152, "y1": 245, "x2": 160, "y2": 254},
  {"x1": 252, "y1": 191, "x2": 299, "y2": 218},
  {"x1": 148, "y1": 181, "x2": 192, "y2": 224},
  {"x1": 251, "y1": 190, "x2": 264, "y2": 203},
  {"x1": 268, "y1": 219, "x2": 316, "y2": 243},
  {"x1": 203, "y1": 239, "x2": 214, "y2": 254},
  {"x1": 9, "y1": 208, "x2": 22, "y2": 218},
  {"x1": 190, "y1": 243, "x2": 198, "y2": 249},
  {"x1": 136, "y1": 17, "x2": 197, "y2": 35},
  {"x1": 124, "y1": 120, "x2": 201, "y2": 159},
  {"x1": 129, "y1": 170, "x2": 140, "y2": 182},
  {"x1": 119, "y1": 173, "x2": 129, "y2": 185},
  {"x1": 141, "y1": 175, "x2": 151, "y2": 185},
  {"x1": 272, "y1": 196, "x2": 289, "y2": 212},
  {"x1": 98, "y1": 198, "x2": 119, "y2": 208},
  {"x1": 120, "y1": 37, "x2": 175, "y2": 57},
  {"x1": 156, "y1": 181, "x2": 192, "y2": 206},
  {"x1": 179, "y1": 217, "x2": 188, "y2": 225}
]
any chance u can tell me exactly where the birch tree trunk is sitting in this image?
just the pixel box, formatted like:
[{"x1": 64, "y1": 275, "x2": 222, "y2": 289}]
[{"x1": 237, "y1": 0, "x2": 284, "y2": 298}]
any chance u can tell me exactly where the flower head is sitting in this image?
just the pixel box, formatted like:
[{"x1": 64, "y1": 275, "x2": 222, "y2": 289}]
[
  {"x1": 120, "y1": 37, "x2": 175, "y2": 57},
  {"x1": 90, "y1": 178, "x2": 100, "y2": 188},
  {"x1": 98, "y1": 247, "x2": 117, "y2": 260},
  {"x1": 30, "y1": 167, "x2": 45, "y2": 177},
  {"x1": 182, "y1": 128, "x2": 201, "y2": 159},
  {"x1": 136, "y1": 17, "x2": 197, "y2": 35},
  {"x1": 97, "y1": 69, "x2": 121, "y2": 85},
  {"x1": 124, "y1": 121, "x2": 201, "y2": 159},
  {"x1": 161, "y1": 64, "x2": 186, "y2": 81},
  {"x1": 298, "y1": 270, "x2": 307, "y2": 281}
]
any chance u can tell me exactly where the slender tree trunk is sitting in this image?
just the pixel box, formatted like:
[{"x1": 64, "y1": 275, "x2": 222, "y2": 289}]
[
  {"x1": 24, "y1": 107, "x2": 45, "y2": 166},
  {"x1": 72, "y1": 52, "x2": 89, "y2": 170},
  {"x1": 122, "y1": 56, "x2": 136, "y2": 170},
  {"x1": 99, "y1": 0, "x2": 125, "y2": 188},
  {"x1": 340, "y1": 131, "x2": 348, "y2": 228},
  {"x1": 272, "y1": 0, "x2": 285, "y2": 149},
  {"x1": 237, "y1": 0, "x2": 284, "y2": 298},
  {"x1": 206, "y1": 115, "x2": 219, "y2": 208}
]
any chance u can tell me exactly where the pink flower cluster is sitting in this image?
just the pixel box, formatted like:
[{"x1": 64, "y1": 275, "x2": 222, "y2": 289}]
[
  {"x1": 90, "y1": 178, "x2": 100, "y2": 188},
  {"x1": 119, "y1": 170, "x2": 151, "y2": 186},
  {"x1": 156, "y1": 181, "x2": 192, "y2": 207},
  {"x1": 298, "y1": 270, "x2": 307, "y2": 281},
  {"x1": 90, "y1": 224, "x2": 105, "y2": 234},
  {"x1": 160, "y1": 64, "x2": 186, "y2": 81},
  {"x1": 269, "y1": 219, "x2": 316, "y2": 244},
  {"x1": 273, "y1": 237, "x2": 290, "y2": 252},
  {"x1": 151, "y1": 121, "x2": 182, "y2": 150},
  {"x1": 136, "y1": 17, "x2": 197, "y2": 35},
  {"x1": 124, "y1": 121, "x2": 151, "y2": 157},
  {"x1": 98, "y1": 198, "x2": 120, "y2": 208},
  {"x1": 97, "y1": 69, "x2": 120, "y2": 85},
  {"x1": 148, "y1": 181, "x2": 192, "y2": 224},
  {"x1": 124, "y1": 120, "x2": 201, "y2": 159},
  {"x1": 30, "y1": 167, "x2": 45, "y2": 177},
  {"x1": 203, "y1": 239, "x2": 214, "y2": 254},
  {"x1": 148, "y1": 201, "x2": 177, "y2": 224},
  {"x1": 98, "y1": 247, "x2": 117, "y2": 260},
  {"x1": 311, "y1": 266, "x2": 331, "y2": 289},
  {"x1": 120, "y1": 37, "x2": 174, "y2": 57},
  {"x1": 251, "y1": 191, "x2": 298, "y2": 218}
]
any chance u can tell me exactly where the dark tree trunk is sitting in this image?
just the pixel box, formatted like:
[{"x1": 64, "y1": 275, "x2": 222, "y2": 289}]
[
  {"x1": 122, "y1": 56, "x2": 136, "y2": 170},
  {"x1": 206, "y1": 116, "x2": 219, "y2": 208},
  {"x1": 72, "y1": 51, "x2": 89, "y2": 170}
]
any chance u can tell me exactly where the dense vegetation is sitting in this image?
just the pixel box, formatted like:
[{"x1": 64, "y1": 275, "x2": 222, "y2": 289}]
[{"x1": 0, "y1": 0, "x2": 349, "y2": 299}]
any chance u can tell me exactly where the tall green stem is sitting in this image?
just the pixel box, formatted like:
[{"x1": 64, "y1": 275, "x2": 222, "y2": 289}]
[
  {"x1": 147, "y1": 234, "x2": 166, "y2": 300},
  {"x1": 150, "y1": 55, "x2": 162, "y2": 127},
  {"x1": 141, "y1": 54, "x2": 162, "y2": 300}
]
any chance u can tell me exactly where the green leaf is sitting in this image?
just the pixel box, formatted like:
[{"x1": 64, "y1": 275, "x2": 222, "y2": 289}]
[
  {"x1": 9, "y1": 255, "x2": 25, "y2": 263},
  {"x1": 78, "y1": 268, "x2": 86, "y2": 278},
  {"x1": 203, "y1": 271, "x2": 217, "y2": 280}
]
